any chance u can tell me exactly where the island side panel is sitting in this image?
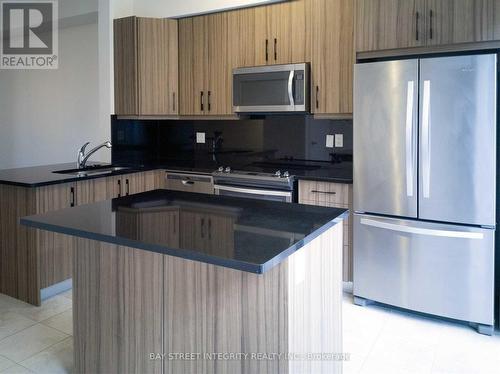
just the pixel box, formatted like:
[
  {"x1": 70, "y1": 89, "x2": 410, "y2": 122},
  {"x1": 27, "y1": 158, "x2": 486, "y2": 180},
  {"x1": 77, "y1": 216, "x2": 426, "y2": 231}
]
[
  {"x1": 163, "y1": 223, "x2": 343, "y2": 374},
  {"x1": 0, "y1": 184, "x2": 39, "y2": 305},
  {"x1": 73, "y1": 238, "x2": 163, "y2": 374},
  {"x1": 287, "y1": 222, "x2": 343, "y2": 374}
]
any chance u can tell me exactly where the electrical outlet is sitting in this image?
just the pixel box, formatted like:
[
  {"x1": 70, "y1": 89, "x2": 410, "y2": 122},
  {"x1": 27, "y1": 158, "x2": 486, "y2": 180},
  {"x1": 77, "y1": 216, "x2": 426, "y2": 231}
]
[
  {"x1": 196, "y1": 132, "x2": 205, "y2": 144},
  {"x1": 335, "y1": 134, "x2": 344, "y2": 148},
  {"x1": 326, "y1": 134, "x2": 334, "y2": 148}
]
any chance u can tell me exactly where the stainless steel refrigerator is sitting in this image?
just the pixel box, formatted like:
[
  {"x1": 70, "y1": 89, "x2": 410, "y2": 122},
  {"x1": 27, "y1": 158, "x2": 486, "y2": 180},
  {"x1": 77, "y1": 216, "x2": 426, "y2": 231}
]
[{"x1": 353, "y1": 54, "x2": 497, "y2": 335}]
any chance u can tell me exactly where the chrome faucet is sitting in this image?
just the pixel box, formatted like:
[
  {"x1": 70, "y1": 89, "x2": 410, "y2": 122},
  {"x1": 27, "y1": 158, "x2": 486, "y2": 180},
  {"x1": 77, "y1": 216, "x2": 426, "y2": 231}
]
[{"x1": 77, "y1": 141, "x2": 112, "y2": 169}]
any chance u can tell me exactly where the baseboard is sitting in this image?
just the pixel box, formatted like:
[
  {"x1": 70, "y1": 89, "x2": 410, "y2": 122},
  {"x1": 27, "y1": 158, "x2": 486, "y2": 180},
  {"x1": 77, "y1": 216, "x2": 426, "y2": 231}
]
[{"x1": 41, "y1": 278, "x2": 72, "y2": 301}]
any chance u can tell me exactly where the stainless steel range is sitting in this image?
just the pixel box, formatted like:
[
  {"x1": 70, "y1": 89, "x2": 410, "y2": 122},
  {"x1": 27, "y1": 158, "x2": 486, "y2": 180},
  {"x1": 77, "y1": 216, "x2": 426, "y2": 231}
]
[{"x1": 213, "y1": 166, "x2": 297, "y2": 203}]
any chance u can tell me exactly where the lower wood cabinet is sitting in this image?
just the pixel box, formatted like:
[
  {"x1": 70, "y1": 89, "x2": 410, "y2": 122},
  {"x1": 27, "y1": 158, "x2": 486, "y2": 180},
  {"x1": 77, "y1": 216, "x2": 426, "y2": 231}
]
[
  {"x1": 0, "y1": 170, "x2": 165, "y2": 306},
  {"x1": 299, "y1": 180, "x2": 353, "y2": 282}
]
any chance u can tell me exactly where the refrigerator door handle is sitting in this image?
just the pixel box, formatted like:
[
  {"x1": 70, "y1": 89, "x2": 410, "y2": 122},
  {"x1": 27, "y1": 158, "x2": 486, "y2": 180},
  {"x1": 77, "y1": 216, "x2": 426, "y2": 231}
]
[
  {"x1": 360, "y1": 218, "x2": 484, "y2": 239},
  {"x1": 405, "y1": 81, "x2": 415, "y2": 197},
  {"x1": 422, "y1": 80, "x2": 432, "y2": 198}
]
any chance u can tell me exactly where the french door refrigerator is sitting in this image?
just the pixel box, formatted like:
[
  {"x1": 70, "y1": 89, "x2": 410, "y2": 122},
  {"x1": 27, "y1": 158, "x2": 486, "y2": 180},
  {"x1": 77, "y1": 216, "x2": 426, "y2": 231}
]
[{"x1": 353, "y1": 54, "x2": 497, "y2": 335}]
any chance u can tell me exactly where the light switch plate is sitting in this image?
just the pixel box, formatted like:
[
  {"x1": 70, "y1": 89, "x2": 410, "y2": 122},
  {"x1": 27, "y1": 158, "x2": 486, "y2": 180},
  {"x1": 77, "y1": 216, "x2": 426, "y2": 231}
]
[
  {"x1": 335, "y1": 134, "x2": 344, "y2": 148},
  {"x1": 196, "y1": 132, "x2": 206, "y2": 144},
  {"x1": 326, "y1": 134, "x2": 334, "y2": 148}
]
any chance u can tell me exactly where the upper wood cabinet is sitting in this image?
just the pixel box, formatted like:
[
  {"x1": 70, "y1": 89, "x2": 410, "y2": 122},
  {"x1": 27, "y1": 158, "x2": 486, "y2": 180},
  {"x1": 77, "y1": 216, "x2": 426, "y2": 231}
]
[
  {"x1": 254, "y1": 1, "x2": 307, "y2": 65},
  {"x1": 308, "y1": 0, "x2": 354, "y2": 114},
  {"x1": 356, "y1": 0, "x2": 500, "y2": 52},
  {"x1": 179, "y1": 13, "x2": 232, "y2": 115},
  {"x1": 355, "y1": 0, "x2": 426, "y2": 52},
  {"x1": 425, "y1": 0, "x2": 500, "y2": 45},
  {"x1": 114, "y1": 17, "x2": 178, "y2": 115}
]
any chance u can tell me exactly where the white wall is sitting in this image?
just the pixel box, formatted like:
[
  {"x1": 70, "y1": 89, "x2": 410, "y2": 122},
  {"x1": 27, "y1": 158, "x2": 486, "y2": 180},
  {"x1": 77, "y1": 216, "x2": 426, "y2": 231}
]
[{"x1": 0, "y1": 1, "x2": 110, "y2": 169}]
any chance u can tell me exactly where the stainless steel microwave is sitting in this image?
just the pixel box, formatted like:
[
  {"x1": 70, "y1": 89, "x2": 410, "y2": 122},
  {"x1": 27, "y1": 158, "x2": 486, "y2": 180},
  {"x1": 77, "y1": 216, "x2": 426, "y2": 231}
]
[{"x1": 233, "y1": 63, "x2": 310, "y2": 113}]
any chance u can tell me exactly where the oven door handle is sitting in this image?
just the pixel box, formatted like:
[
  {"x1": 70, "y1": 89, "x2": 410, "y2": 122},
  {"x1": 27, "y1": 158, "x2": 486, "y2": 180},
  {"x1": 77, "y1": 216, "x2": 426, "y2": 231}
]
[{"x1": 214, "y1": 184, "x2": 292, "y2": 197}]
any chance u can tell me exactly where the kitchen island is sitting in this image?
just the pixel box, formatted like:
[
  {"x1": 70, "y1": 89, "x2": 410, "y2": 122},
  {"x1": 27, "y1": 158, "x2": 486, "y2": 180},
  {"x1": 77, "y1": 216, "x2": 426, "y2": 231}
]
[{"x1": 21, "y1": 190, "x2": 347, "y2": 374}]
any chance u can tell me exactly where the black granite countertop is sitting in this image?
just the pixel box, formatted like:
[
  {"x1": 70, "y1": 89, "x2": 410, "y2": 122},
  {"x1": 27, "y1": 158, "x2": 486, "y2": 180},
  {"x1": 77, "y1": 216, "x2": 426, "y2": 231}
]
[
  {"x1": 0, "y1": 162, "x2": 155, "y2": 188},
  {"x1": 21, "y1": 190, "x2": 347, "y2": 274},
  {"x1": 0, "y1": 156, "x2": 352, "y2": 188}
]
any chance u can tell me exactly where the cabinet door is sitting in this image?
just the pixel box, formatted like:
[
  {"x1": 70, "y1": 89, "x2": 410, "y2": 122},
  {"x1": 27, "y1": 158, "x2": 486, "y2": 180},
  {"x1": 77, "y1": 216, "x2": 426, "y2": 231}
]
[
  {"x1": 254, "y1": 6, "x2": 271, "y2": 66},
  {"x1": 227, "y1": 8, "x2": 257, "y2": 69},
  {"x1": 355, "y1": 0, "x2": 426, "y2": 52},
  {"x1": 123, "y1": 171, "x2": 164, "y2": 196},
  {"x1": 206, "y1": 12, "x2": 231, "y2": 115},
  {"x1": 35, "y1": 183, "x2": 76, "y2": 288},
  {"x1": 76, "y1": 176, "x2": 121, "y2": 205},
  {"x1": 114, "y1": 17, "x2": 138, "y2": 115},
  {"x1": 179, "y1": 17, "x2": 208, "y2": 115},
  {"x1": 425, "y1": 0, "x2": 500, "y2": 45},
  {"x1": 136, "y1": 18, "x2": 168, "y2": 115},
  {"x1": 267, "y1": 0, "x2": 307, "y2": 64},
  {"x1": 114, "y1": 17, "x2": 178, "y2": 115},
  {"x1": 165, "y1": 20, "x2": 179, "y2": 115},
  {"x1": 309, "y1": 0, "x2": 354, "y2": 114}
]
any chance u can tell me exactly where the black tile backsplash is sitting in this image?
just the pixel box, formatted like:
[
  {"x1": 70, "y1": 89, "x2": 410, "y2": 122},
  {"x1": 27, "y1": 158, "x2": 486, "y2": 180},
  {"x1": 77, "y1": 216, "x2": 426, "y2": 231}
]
[{"x1": 112, "y1": 115, "x2": 352, "y2": 166}]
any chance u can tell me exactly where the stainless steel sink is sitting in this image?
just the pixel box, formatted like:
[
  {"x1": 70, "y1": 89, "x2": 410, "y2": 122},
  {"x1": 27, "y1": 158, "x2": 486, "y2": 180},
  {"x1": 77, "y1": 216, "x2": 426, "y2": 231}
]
[{"x1": 53, "y1": 165, "x2": 132, "y2": 177}]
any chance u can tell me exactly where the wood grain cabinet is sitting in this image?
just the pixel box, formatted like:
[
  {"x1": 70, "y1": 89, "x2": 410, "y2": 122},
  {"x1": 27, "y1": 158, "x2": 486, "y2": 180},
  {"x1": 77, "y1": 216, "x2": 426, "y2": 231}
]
[
  {"x1": 254, "y1": 0, "x2": 307, "y2": 65},
  {"x1": 0, "y1": 170, "x2": 165, "y2": 306},
  {"x1": 179, "y1": 13, "x2": 232, "y2": 115},
  {"x1": 0, "y1": 182, "x2": 76, "y2": 305},
  {"x1": 114, "y1": 17, "x2": 178, "y2": 115},
  {"x1": 299, "y1": 180, "x2": 353, "y2": 282},
  {"x1": 308, "y1": 0, "x2": 354, "y2": 115},
  {"x1": 355, "y1": 0, "x2": 500, "y2": 52}
]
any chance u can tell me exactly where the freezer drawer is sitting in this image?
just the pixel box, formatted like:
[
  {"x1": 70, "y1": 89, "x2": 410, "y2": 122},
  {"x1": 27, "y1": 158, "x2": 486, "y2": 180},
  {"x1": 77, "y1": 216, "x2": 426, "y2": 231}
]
[{"x1": 353, "y1": 214, "x2": 495, "y2": 325}]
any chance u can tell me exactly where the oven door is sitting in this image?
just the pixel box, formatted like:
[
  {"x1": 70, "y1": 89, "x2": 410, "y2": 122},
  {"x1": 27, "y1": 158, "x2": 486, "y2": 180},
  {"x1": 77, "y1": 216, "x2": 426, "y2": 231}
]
[
  {"x1": 233, "y1": 63, "x2": 309, "y2": 113},
  {"x1": 214, "y1": 185, "x2": 293, "y2": 203}
]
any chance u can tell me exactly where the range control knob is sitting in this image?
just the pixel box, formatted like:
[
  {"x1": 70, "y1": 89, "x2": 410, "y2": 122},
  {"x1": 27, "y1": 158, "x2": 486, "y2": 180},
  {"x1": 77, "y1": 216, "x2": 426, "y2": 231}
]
[
  {"x1": 218, "y1": 166, "x2": 224, "y2": 172},
  {"x1": 283, "y1": 171, "x2": 290, "y2": 178},
  {"x1": 274, "y1": 170, "x2": 282, "y2": 177},
  {"x1": 224, "y1": 167, "x2": 231, "y2": 173}
]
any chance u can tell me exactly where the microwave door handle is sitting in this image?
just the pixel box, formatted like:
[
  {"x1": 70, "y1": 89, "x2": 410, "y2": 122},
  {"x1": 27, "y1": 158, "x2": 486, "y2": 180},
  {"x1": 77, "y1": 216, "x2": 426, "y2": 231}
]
[{"x1": 288, "y1": 70, "x2": 295, "y2": 107}]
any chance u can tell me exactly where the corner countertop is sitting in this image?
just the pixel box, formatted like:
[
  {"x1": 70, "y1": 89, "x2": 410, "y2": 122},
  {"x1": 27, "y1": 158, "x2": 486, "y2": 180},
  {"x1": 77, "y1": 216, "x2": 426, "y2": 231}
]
[
  {"x1": 0, "y1": 163, "x2": 150, "y2": 188},
  {"x1": 21, "y1": 190, "x2": 348, "y2": 274}
]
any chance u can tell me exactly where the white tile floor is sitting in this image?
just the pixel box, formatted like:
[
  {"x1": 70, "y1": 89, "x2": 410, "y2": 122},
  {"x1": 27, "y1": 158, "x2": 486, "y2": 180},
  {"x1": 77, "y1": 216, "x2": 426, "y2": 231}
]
[{"x1": 0, "y1": 290, "x2": 498, "y2": 373}]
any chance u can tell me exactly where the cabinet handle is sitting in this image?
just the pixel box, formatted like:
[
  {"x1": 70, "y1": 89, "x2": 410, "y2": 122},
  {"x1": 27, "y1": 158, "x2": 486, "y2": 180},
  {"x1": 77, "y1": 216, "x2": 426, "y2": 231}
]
[
  {"x1": 265, "y1": 39, "x2": 269, "y2": 62},
  {"x1": 172, "y1": 92, "x2": 176, "y2": 112},
  {"x1": 415, "y1": 11, "x2": 420, "y2": 41},
  {"x1": 126, "y1": 179, "x2": 130, "y2": 196},
  {"x1": 181, "y1": 179, "x2": 195, "y2": 185},
  {"x1": 207, "y1": 91, "x2": 211, "y2": 112},
  {"x1": 201, "y1": 218, "x2": 205, "y2": 238},
  {"x1": 117, "y1": 179, "x2": 121, "y2": 198},
  {"x1": 200, "y1": 91, "x2": 204, "y2": 112},
  {"x1": 311, "y1": 190, "x2": 336, "y2": 195},
  {"x1": 173, "y1": 215, "x2": 177, "y2": 235},
  {"x1": 70, "y1": 187, "x2": 75, "y2": 207},
  {"x1": 316, "y1": 86, "x2": 319, "y2": 109},
  {"x1": 429, "y1": 9, "x2": 433, "y2": 40},
  {"x1": 274, "y1": 38, "x2": 277, "y2": 61},
  {"x1": 208, "y1": 219, "x2": 212, "y2": 240}
]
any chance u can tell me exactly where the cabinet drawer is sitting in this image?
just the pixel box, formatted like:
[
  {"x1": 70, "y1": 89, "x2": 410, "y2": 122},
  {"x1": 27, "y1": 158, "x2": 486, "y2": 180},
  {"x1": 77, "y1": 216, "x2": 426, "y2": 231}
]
[
  {"x1": 298, "y1": 180, "x2": 350, "y2": 207},
  {"x1": 165, "y1": 173, "x2": 214, "y2": 195}
]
